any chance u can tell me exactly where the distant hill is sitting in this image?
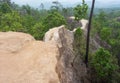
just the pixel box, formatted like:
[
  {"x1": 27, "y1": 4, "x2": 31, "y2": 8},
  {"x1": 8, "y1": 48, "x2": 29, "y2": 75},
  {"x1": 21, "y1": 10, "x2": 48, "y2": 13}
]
[
  {"x1": 11, "y1": 0, "x2": 120, "y2": 9},
  {"x1": 42, "y1": 1, "x2": 120, "y2": 9}
]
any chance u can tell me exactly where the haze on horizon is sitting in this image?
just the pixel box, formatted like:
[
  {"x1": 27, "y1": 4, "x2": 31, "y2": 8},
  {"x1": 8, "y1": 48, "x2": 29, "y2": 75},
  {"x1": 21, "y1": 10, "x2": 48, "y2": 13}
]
[{"x1": 11, "y1": 0, "x2": 120, "y2": 8}]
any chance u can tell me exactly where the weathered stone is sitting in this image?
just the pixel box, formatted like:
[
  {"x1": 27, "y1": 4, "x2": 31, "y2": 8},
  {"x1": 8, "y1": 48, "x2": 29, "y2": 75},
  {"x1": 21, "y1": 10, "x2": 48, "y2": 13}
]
[
  {"x1": 44, "y1": 25, "x2": 74, "y2": 49},
  {"x1": 73, "y1": 19, "x2": 88, "y2": 32},
  {"x1": 44, "y1": 25, "x2": 89, "y2": 83},
  {"x1": 67, "y1": 16, "x2": 82, "y2": 30},
  {"x1": 0, "y1": 32, "x2": 60, "y2": 83},
  {"x1": 44, "y1": 25, "x2": 75, "y2": 83}
]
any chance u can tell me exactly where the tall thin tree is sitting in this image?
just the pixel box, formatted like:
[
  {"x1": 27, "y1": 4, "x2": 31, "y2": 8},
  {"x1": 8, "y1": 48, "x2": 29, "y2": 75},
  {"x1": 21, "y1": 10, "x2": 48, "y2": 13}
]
[{"x1": 85, "y1": 0, "x2": 95, "y2": 67}]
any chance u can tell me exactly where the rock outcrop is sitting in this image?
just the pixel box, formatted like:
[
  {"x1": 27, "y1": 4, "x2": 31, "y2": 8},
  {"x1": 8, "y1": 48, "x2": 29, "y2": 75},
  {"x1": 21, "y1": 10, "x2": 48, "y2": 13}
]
[
  {"x1": 44, "y1": 25, "x2": 89, "y2": 83},
  {"x1": 73, "y1": 19, "x2": 88, "y2": 32},
  {"x1": 67, "y1": 16, "x2": 82, "y2": 30},
  {"x1": 0, "y1": 24, "x2": 90, "y2": 83},
  {"x1": 0, "y1": 32, "x2": 60, "y2": 83},
  {"x1": 44, "y1": 25, "x2": 75, "y2": 83}
]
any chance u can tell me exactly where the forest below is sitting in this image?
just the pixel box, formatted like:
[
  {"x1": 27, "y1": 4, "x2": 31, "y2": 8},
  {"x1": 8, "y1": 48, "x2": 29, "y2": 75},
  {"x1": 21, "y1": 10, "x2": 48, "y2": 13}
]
[{"x1": 0, "y1": 0, "x2": 120, "y2": 83}]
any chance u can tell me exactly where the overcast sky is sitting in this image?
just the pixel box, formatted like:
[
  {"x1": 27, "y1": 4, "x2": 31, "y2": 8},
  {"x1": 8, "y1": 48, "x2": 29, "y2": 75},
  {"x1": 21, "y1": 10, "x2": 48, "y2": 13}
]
[
  {"x1": 11, "y1": 0, "x2": 120, "y2": 8},
  {"x1": 11, "y1": 0, "x2": 120, "y2": 3}
]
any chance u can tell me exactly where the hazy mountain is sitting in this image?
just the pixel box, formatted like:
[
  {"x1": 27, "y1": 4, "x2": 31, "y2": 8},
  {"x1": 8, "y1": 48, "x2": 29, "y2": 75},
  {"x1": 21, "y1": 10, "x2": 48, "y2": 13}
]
[
  {"x1": 11, "y1": 0, "x2": 120, "y2": 9},
  {"x1": 41, "y1": 1, "x2": 120, "y2": 9}
]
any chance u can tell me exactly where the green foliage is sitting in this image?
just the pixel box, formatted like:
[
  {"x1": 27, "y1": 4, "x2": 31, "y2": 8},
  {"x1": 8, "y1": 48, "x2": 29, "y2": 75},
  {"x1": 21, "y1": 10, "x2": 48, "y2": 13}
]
[
  {"x1": 91, "y1": 11, "x2": 108, "y2": 36},
  {"x1": 74, "y1": 28, "x2": 83, "y2": 39},
  {"x1": 21, "y1": 15, "x2": 36, "y2": 32},
  {"x1": 0, "y1": 2, "x2": 12, "y2": 13},
  {"x1": 50, "y1": 1, "x2": 63, "y2": 13},
  {"x1": 0, "y1": 11, "x2": 23, "y2": 31},
  {"x1": 74, "y1": 0, "x2": 88, "y2": 21},
  {"x1": 0, "y1": 0, "x2": 11, "y2": 6},
  {"x1": 27, "y1": 11, "x2": 66, "y2": 40},
  {"x1": 30, "y1": 22, "x2": 46, "y2": 40},
  {"x1": 43, "y1": 12, "x2": 66, "y2": 29},
  {"x1": 91, "y1": 48, "x2": 119, "y2": 82},
  {"x1": 22, "y1": 5, "x2": 31, "y2": 15},
  {"x1": 100, "y1": 27, "x2": 112, "y2": 41},
  {"x1": 74, "y1": 28, "x2": 85, "y2": 58},
  {"x1": 0, "y1": 0, "x2": 67, "y2": 40},
  {"x1": 109, "y1": 39, "x2": 120, "y2": 63},
  {"x1": 97, "y1": 11, "x2": 107, "y2": 22},
  {"x1": 91, "y1": 9, "x2": 120, "y2": 67},
  {"x1": 110, "y1": 20, "x2": 120, "y2": 28}
]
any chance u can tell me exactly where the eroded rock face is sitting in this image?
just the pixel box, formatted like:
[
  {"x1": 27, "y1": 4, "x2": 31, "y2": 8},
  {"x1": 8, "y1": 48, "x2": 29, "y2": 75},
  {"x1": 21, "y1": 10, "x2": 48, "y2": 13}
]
[
  {"x1": 44, "y1": 25, "x2": 74, "y2": 49},
  {"x1": 67, "y1": 16, "x2": 82, "y2": 30},
  {"x1": 44, "y1": 25, "x2": 75, "y2": 83},
  {"x1": 44, "y1": 25, "x2": 89, "y2": 83},
  {"x1": 73, "y1": 19, "x2": 88, "y2": 32},
  {"x1": 0, "y1": 32, "x2": 60, "y2": 83}
]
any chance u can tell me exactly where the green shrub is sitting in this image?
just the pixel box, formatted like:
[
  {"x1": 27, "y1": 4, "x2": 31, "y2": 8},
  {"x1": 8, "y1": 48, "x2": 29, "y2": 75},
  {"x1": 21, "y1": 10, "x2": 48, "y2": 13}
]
[
  {"x1": 91, "y1": 48, "x2": 119, "y2": 82},
  {"x1": 100, "y1": 27, "x2": 112, "y2": 41},
  {"x1": 73, "y1": 0, "x2": 88, "y2": 21},
  {"x1": 30, "y1": 22, "x2": 46, "y2": 40},
  {"x1": 0, "y1": 11, "x2": 23, "y2": 31},
  {"x1": 29, "y1": 12, "x2": 66, "y2": 40},
  {"x1": 74, "y1": 28, "x2": 83, "y2": 37},
  {"x1": 42, "y1": 12, "x2": 66, "y2": 29},
  {"x1": 0, "y1": 3, "x2": 12, "y2": 13},
  {"x1": 21, "y1": 15, "x2": 36, "y2": 32},
  {"x1": 74, "y1": 28, "x2": 85, "y2": 58}
]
